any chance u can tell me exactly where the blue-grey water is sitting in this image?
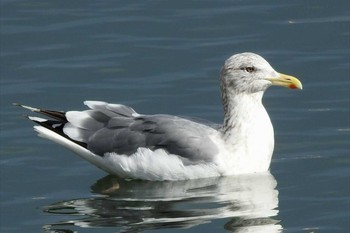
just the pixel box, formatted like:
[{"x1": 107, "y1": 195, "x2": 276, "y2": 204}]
[{"x1": 1, "y1": 0, "x2": 349, "y2": 232}]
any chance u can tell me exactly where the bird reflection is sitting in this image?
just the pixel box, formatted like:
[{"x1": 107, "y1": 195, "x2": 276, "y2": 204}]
[{"x1": 43, "y1": 173, "x2": 282, "y2": 233}]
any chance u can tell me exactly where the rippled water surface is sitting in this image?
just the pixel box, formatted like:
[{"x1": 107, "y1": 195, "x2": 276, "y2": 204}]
[{"x1": 1, "y1": 0, "x2": 349, "y2": 232}]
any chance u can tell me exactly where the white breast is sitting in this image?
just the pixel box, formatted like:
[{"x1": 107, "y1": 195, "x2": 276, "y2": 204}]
[{"x1": 214, "y1": 97, "x2": 275, "y2": 175}]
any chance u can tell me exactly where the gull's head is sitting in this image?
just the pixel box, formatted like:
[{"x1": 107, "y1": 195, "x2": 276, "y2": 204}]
[{"x1": 220, "y1": 52, "x2": 302, "y2": 94}]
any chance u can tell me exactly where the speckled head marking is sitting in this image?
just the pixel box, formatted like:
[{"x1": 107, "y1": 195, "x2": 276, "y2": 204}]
[{"x1": 220, "y1": 52, "x2": 279, "y2": 94}]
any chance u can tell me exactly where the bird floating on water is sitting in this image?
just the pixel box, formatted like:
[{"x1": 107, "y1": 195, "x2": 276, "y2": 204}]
[{"x1": 16, "y1": 52, "x2": 302, "y2": 181}]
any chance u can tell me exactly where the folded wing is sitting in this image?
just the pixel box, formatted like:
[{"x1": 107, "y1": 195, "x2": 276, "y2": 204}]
[{"x1": 25, "y1": 101, "x2": 219, "y2": 163}]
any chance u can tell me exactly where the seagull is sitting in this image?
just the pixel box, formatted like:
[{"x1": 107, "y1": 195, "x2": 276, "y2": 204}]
[{"x1": 16, "y1": 52, "x2": 302, "y2": 181}]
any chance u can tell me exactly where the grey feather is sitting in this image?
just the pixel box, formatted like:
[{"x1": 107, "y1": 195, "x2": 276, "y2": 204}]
[
  {"x1": 84, "y1": 101, "x2": 137, "y2": 117},
  {"x1": 106, "y1": 103, "x2": 137, "y2": 117},
  {"x1": 62, "y1": 102, "x2": 219, "y2": 162},
  {"x1": 86, "y1": 114, "x2": 219, "y2": 162}
]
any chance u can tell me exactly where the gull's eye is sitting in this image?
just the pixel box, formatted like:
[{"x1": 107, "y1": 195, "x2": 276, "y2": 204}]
[
  {"x1": 240, "y1": 66, "x2": 256, "y2": 73},
  {"x1": 244, "y1": 66, "x2": 255, "y2": 73}
]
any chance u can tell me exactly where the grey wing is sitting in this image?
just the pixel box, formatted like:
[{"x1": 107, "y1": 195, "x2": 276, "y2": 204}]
[
  {"x1": 87, "y1": 114, "x2": 219, "y2": 162},
  {"x1": 66, "y1": 101, "x2": 220, "y2": 162}
]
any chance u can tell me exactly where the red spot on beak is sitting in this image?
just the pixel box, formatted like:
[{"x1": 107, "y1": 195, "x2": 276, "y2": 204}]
[{"x1": 289, "y1": 84, "x2": 297, "y2": 89}]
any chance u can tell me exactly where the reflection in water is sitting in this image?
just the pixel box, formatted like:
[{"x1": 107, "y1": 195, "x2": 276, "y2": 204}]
[{"x1": 43, "y1": 173, "x2": 282, "y2": 233}]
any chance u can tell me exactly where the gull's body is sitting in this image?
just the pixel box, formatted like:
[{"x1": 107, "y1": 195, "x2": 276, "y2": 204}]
[{"x1": 17, "y1": 53, "x2": 302, "y2": 180}]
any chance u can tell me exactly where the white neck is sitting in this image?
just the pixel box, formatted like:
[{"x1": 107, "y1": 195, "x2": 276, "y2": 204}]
[{"x1": 220, "y1": 89, "x2": 274, "y2": 173}]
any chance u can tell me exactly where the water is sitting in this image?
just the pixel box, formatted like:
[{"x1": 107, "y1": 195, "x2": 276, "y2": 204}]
[{"x1": 1, "y1": 0, "x2": 349, "y2": 232}]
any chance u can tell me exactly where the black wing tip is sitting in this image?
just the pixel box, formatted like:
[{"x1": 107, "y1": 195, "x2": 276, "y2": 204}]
[
  {"x1": 28, "y1": 115, "x2": 88, "y2": 149},
  {"x1": 15, "y1": 103, "x2": 87, "y2": 149},
  {"x1": 14, "y1": 103, "x2": 67, "y2": 121}
]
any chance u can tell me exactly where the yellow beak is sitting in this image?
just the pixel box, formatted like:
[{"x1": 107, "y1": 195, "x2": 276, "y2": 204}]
[{"x1": 268, "y1": 73, "x2": 303, "y2": 90}]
